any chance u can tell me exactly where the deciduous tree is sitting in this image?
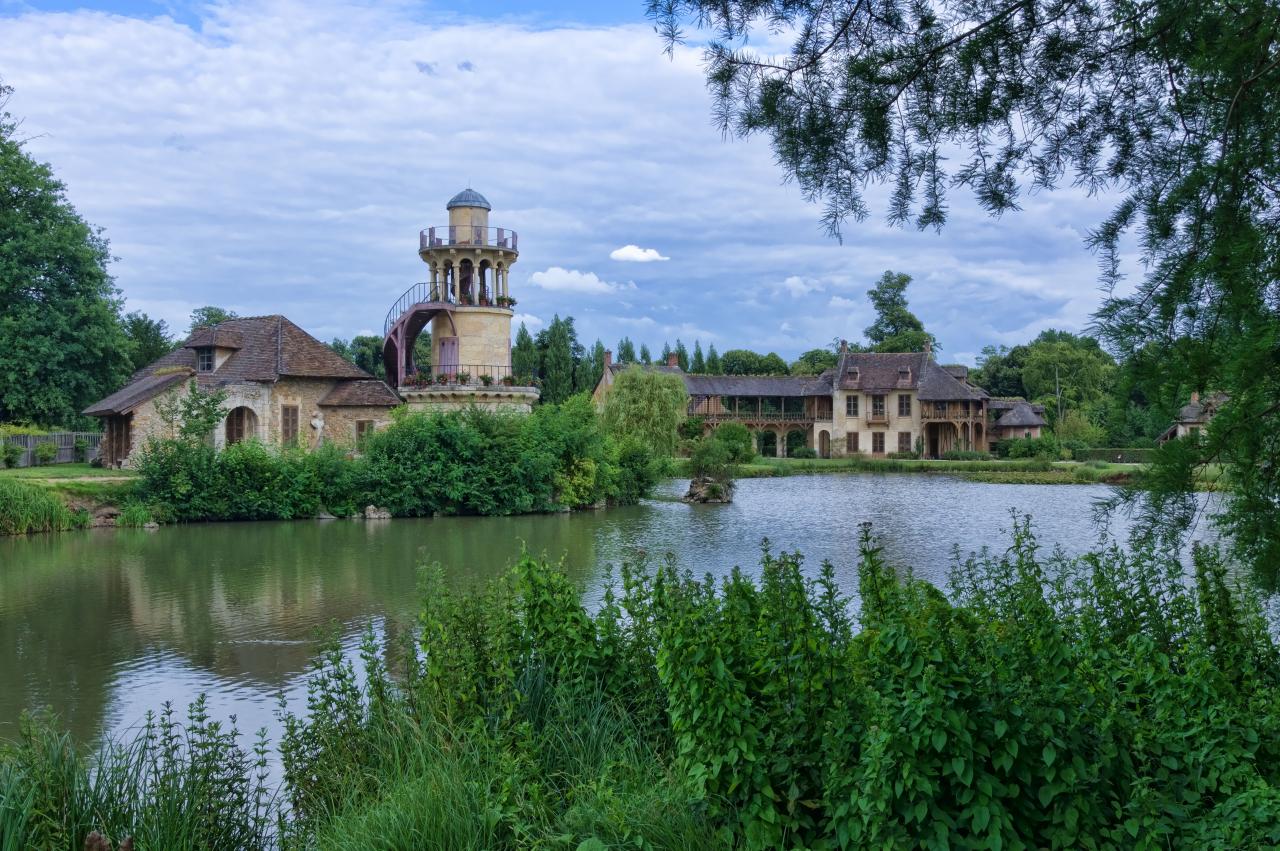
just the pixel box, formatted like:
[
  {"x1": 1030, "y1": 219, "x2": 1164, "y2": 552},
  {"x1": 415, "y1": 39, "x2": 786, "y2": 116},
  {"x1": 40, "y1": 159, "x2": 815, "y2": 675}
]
[
  {"x1": 0, "y1": 85, "x2": 131, "y2": 426},
  {"x1": 650, "y1": 0, "x2": 1280, "y2": 582},
  {"x1": 601, "y1": 366, "x2": 689, "y2": 458}
]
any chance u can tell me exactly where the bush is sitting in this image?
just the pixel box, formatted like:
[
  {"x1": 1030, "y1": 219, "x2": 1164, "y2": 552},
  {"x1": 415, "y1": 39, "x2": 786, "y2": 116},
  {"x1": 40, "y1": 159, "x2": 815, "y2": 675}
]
[
  {"x1": 0, "y1": 441, "x2": 21, "y2": 468},
  {"x1": 711, "y1": 422, "x2": 756, "y2": 463},
  {"x1": 33, "y1": 441, "x2": 58, "y2": 466},
  {"x1": 688, "y1": 435, "x2": 734, "y2": 481},
  {"x1": 73, "y1": 437, "x2": 89, "y2": 463},
  {"x1": 789, "y1": 446, "x2": 817, "y2": 458},
  {"x1": 996, "y1": 434, "x2": 1060, "y2": 459},
  {"x1": 676, "y1": 414, "x2": 706, "y2": 442},
  {"x1": 887, "y1": 450, "x2": 920, "y2": 459},
  {"x1": 136, "y1": 400, "x2": 656, "y2": 523},
  {"x1": 9, "y1": 528, "x2": 1280, "y2": 847}
]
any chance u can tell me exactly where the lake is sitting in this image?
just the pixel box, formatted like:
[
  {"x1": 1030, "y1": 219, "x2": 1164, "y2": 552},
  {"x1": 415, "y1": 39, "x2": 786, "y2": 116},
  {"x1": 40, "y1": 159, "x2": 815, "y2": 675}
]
[{"x1": 0, "y1": 474, "x2": 1221, "y2": 748}]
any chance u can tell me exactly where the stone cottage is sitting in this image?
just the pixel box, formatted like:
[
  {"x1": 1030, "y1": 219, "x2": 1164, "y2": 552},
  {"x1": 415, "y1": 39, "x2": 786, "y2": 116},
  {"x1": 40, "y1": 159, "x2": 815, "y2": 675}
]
[
  {"x1": 1158, "y1": 391, "x2": 1228, "y2": 443},
  {"x1": 85, "y1": 316, "x2": 400, "y2": 466}
]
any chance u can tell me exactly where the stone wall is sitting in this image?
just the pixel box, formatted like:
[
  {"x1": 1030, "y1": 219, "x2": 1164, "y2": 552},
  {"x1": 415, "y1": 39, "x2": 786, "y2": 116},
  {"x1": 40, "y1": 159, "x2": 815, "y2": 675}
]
[
  {"x1": 831, "y1": 390, "x2": 922, "y2": 457},
  {"x1": 321, "y1": 405, "x2": 397, "y2": 445},
  {"x1": 110, "y1": 378, "x2": 398, "y2": 464},
  {"x1": 431, "y1": 307, "x2": 512, "y2": 374}
]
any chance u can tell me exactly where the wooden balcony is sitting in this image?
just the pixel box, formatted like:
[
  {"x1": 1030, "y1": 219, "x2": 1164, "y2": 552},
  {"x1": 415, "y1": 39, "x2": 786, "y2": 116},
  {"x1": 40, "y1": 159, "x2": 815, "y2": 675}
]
[
  {"x1": 921, "y1": 405, "x2": 984, "y2": 422},
  {"x1": 696, "y1": 410, "x2": 814, "y2": 424}
]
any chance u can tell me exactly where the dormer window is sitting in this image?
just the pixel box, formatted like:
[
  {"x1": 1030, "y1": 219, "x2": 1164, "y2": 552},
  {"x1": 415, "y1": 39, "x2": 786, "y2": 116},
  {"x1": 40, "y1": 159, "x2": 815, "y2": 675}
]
[{"x1": 197, "y1": 348, "x2": 214, "y2": 372}]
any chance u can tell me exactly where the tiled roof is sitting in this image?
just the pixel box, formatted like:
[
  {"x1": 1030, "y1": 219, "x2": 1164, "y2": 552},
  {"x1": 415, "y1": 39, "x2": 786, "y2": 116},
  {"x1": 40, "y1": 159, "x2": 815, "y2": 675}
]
[
  {"x1": 1176, "y1": 392, "x2": 1228, "y2": 423},
  {"x1": 184, "y1": 327, "x2": 244, "y2": 349},
  {"x1": 607, "y1": 353, "x2": 985, "y2": 400},
  {"x1": 83, "y1": 368, "x2": 194, "y2": 416},
  {"x1": 836, "y1": 352, "x2": 986, "y2": 400},
  {"x1": 995, "y1": 401, "x2": 1047, "y2": 428},
  {"x1": 319, "y1": 380, "x2": 402, "y2": 407},
  {"x1": 85, "y1": 315, "x2": 388, "y2": 416}
]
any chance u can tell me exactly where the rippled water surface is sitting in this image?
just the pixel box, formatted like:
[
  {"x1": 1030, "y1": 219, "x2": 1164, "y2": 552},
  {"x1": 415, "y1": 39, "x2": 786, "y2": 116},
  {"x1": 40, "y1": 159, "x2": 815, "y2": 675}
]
[{"x1": 0, "y1": 474, "x2": 1220, "y2": 746}]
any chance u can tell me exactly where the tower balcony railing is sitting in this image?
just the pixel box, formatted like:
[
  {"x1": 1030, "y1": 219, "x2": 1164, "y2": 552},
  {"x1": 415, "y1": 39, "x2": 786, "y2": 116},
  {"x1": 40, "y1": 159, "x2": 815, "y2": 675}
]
[
  {"x1": 400, "y1": 364, "x2": 538, "y2": 390},
  {"x1": 420, "y1": 226, "x2": 518, "y2": 252},
  {"x1": 383, "y1": 282, "x2": 515, "y2": 336}
]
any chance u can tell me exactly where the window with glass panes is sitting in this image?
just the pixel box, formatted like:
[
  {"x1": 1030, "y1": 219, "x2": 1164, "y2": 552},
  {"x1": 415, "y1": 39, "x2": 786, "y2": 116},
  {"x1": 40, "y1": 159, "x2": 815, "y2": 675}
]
[
  {"x1": 898, "y1": 394, "x2": 911, "y2": 416},
  {"x1": 846, "y1": 432, "x2": 859, "y2": 452},
  {"x1": 872, "y1": 432, "x2": 885, "y2": 453},
  {"x1": 845, "y1": 395, "x2": 858, "y2": 416},
  {"x1": 281, "y1": 405, "x2": 299, "y2": 446},
  {"x1": 898, "y1": 431, "x2": 912, "y2": 453}
]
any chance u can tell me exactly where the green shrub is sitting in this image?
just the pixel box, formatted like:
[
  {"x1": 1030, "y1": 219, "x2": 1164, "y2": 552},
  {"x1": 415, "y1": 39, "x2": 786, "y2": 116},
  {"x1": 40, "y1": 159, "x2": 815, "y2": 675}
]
[
  {"x1": 136, "y1": 400, "x2": 655, "y2": 523},
  {"x1": 7, "y1": 529, "x2": 1280, "y2": 847},
  {"x1": 996, "y1": 434, "x2": 1060, "y2": 459},
  {"x1": 73, "y1": 437, "x2": 89, "y2": 462},
  {"x1": 0, "y1": 441, "x2": 21, "y2": 468},
  {"x1": 688, "y1": 435, "x2": 734, "y2": 481},
  {"x1": 676, "y1": 414, "x2": 706, "y2": 441},
  {"x1": 0, "y1": 479, "x2": 77, "y2": 534},
  {"x1": 789, "y1": 446, "x2": 817, "y2": 458},
  {"x1": 611, "y1": 436, "x2": 662, "y2": 506},
  {"x1": 711, "y1": 422, "x2": 755, "y2": 463},
  {"x1": 887, "y1": 450, "x2": 920, "y2": 459},
  {"x1": 33, "y1": 441, "x2": 57, "y2": 466}
]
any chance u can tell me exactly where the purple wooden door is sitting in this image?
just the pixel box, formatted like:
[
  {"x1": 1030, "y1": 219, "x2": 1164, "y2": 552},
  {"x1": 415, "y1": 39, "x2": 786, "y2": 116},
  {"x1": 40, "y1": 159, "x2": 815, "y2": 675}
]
[{"x1": 439, "y1": 337, "x2": 459, "y2": 378}]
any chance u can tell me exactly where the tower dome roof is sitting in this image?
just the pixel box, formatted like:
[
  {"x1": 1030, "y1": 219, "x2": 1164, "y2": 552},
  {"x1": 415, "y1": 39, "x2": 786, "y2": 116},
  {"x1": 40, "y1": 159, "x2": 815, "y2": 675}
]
[{"x1": 446, "y1": 188, "x2": 491, "y2": 210}]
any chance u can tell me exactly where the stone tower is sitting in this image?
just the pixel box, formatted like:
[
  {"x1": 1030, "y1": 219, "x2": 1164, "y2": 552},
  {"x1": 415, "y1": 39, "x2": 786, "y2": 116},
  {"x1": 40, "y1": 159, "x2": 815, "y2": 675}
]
[{"x1": 383, "y1": 189, "x2": 538, "y2": 412}]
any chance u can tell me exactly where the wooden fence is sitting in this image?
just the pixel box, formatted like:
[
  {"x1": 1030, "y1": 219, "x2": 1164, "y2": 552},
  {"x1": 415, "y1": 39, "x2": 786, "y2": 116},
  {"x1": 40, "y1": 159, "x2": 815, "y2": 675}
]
[{"x1": 2, "y1": 432, "x2": 102, "y2": 467}]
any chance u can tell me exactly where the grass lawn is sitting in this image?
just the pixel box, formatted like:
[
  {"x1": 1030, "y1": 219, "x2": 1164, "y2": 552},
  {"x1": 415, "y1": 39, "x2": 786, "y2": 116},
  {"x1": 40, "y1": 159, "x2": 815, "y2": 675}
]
[{"x1": 0, "y1": 462, "x2": 137, "y2": 480}]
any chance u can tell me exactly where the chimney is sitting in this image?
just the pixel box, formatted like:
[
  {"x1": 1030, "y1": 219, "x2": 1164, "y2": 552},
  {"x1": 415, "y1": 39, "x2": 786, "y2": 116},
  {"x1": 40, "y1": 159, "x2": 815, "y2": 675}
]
[
  {"x1": 839, "y1": 339, "x2": 848, "y2": 354},
  {"x1": 603, "y1": 349, "x2": 612, "y2": 368},
  {"x1": 923, "y1": 339, "x2": 932, "y2": 358},
  {"x1": 1191, "y1": 390, "x2": 1200, "y2": 404},
  {"x1": 667, "y1": 352, "x2": 680, "y2": 368}
]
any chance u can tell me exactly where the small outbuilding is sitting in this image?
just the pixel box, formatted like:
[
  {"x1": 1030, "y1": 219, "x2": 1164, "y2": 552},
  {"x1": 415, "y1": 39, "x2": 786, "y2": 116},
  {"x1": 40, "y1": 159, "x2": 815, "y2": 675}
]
[{"x1": 84, "y1": 315, "x2": 400, "y2": 467}]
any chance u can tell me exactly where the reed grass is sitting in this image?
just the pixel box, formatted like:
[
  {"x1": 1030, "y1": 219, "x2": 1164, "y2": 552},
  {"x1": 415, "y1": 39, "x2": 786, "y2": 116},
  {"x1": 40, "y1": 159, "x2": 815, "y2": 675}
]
[
  {"x1": 0, "y1": 479, "x2": 84, "y2": 535},
  {"x1": 0, "y1": 700, "x2": 274, "y2": 850}
]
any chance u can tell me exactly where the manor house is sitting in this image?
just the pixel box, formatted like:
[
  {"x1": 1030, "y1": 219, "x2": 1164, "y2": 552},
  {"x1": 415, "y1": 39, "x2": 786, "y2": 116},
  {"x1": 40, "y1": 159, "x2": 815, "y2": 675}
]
[{"x1": 594, "y1": 342, "x2": 1046, "y2": 458}]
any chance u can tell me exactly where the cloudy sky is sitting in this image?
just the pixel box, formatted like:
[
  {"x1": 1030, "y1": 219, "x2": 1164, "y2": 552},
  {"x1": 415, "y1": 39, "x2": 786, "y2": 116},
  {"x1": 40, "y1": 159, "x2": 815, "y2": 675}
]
[{"x1": 1, "y1": 0, "x2": 1128, "y2": 364}]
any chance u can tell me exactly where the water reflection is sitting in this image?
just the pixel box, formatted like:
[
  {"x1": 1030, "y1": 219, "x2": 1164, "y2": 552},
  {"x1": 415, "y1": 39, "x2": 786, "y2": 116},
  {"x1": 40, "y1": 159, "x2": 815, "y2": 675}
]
[{"x1": 0, "y1": 475, "x2": 1219, "y2": 746}]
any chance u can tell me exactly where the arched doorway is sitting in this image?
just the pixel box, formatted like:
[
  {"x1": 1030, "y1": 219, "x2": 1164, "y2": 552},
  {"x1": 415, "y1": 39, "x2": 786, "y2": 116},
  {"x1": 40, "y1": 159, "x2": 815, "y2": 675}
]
[
  {"x1": 458, "y1": 260, "x2": 474, "y2": 303},
  {"x1": 478, "y1": 260, "x2": 492, "y2": 304},
  {"x1": 756, "y1": 430, "x2": 777, "y2": 458},
  {"x1": 818, "y1": 430, "x2": 831, "y2": 458},
  {"x1": 225, "y1": 407, "x2": 258, "y2": 445},
  {"x1": 785, "y1": 429, "x2": 807, "y2": 457}
]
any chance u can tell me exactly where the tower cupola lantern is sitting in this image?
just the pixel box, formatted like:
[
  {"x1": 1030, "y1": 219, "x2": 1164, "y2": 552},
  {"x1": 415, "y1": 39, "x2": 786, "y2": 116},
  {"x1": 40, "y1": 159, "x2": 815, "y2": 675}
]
[{"x1": 382, "y1": 189, "x2": 536, "y2": 412}]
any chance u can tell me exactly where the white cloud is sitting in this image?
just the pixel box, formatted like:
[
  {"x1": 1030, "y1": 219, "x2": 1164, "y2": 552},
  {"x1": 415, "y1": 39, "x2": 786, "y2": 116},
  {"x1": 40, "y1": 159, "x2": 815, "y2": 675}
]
[
  {"x1": 828, "y1": 296, "x2": 858, "y2": 309},
  {"x1": 779, "y1": 321, "x2": 793, "y2": 332},
  {"x1": 529, "y1": 267, "x2": 628, "y2": 294},
  {"x1": 609, "y1": 244, "x2": 669, "y2": 262},
  {"x1": 0, "y1": 0, "x2": 1128, "y2": 359},
  {"x1": 513, "y1": 313, "x2": 543, "y2": 328},
  {"x1": 778, "y1": 275, "x2": 822, "y2": 298}
]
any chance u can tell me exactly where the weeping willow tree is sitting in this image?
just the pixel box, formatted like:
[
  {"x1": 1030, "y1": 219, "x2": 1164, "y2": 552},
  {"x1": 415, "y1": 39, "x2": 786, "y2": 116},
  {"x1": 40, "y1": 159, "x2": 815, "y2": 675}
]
[
  {"x1": 649, "y1": 0, "x2": 1280, "y2": 584},
  {"x1": 601, "y1": 366, "x2": 689, "y2": 458}
]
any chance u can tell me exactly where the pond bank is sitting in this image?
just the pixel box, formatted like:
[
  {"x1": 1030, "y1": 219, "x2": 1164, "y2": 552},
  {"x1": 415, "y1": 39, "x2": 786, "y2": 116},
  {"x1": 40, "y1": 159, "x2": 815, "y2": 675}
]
[{"x1": 674, "y1": 456, "x2": 1149, "y2": 485}]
